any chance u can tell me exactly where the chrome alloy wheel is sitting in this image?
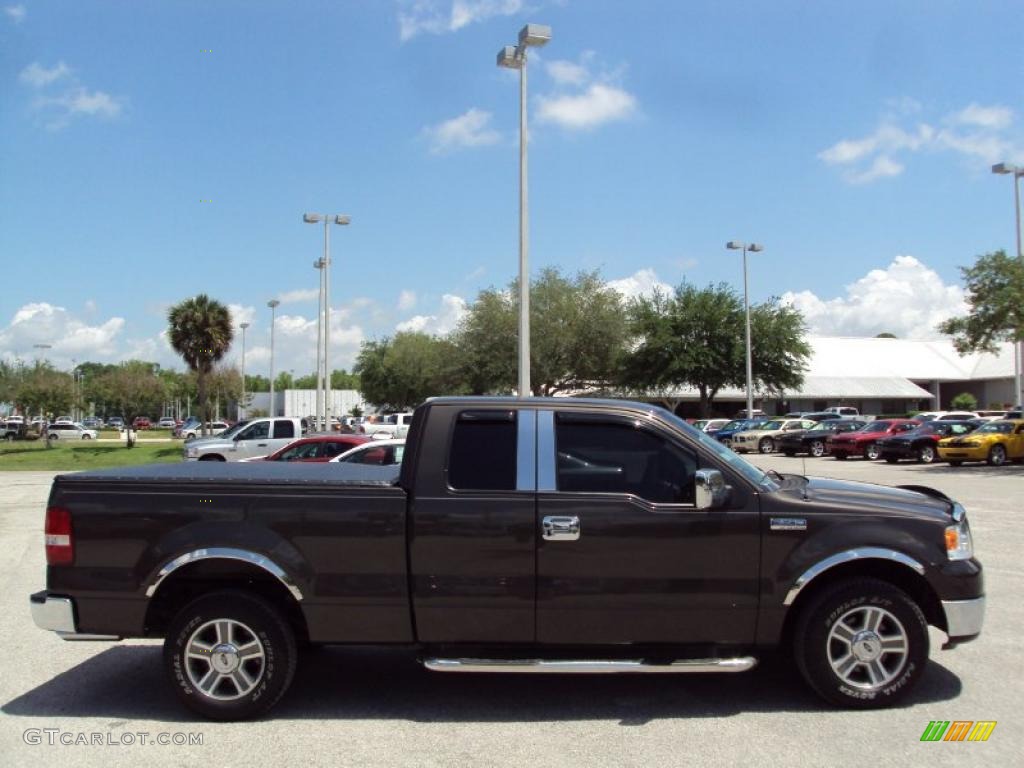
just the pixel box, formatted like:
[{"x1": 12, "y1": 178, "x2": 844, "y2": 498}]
[
  {"x1": 185, "y1": 619, "x2": 266, "y2": 700},
  {"x1": 827, "y1": 605, "x2": 909, "y2": 691}
]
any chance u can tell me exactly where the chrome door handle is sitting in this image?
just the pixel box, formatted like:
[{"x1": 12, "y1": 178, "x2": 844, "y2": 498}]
[{"x1": 542, "y1": 515, "x2": 580, "y2": 541}]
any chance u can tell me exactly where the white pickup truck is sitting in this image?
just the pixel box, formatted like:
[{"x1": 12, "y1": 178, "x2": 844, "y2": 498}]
[
  {"x1": 358, "y1": 412, "x2": 415, "y2": 438},
  {"x1": 183, "y1": 417, "x2": 309, "y2": 461}
]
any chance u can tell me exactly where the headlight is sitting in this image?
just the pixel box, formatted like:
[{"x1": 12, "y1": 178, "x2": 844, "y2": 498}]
[
  {"x1": 945, "y1": 503, "x2": 974, "y2": 561},
  {"x1": 959, "y1": 441, "x2": 980, "y2": 448},
  {"x1": 186, "y1": 446, "x2": 198, "y2": 458}
]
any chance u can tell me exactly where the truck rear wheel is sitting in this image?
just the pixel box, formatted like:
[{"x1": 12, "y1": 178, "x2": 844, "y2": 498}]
[
  {"x1": 164, "y1": 591, "x2": 297, "y2": 720},
  {"x1": 794, "y1": 579, "x2": 928, "y2": 709}
]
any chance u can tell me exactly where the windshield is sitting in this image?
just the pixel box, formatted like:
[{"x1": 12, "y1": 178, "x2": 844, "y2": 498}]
[
  {"x1": 977, "y1": 421, "x2": 1013, "y2": 434},
  {"x1": 859, "y1": 420, "x2": 891, "y2": 432},
  {"x1": 757, "y1": 420, "x2": 783, "y2": 430},
  {"x1": 218, "y1": 419, "x2": 251, "y2": 439},
  {"x1": 656, "y1": 407, "x2": 778, "y2": 489}
]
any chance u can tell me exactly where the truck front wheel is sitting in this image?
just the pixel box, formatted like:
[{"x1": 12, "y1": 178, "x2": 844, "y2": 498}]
[
  {"x1": 164, "y1": 591, "x2": 297, "y2": 720},
  {"x1": 794, "y1": 579, "x2": 928, "y2": 709}
]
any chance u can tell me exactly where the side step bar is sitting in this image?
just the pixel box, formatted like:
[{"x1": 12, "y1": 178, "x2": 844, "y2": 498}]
[{"x1": 422, "y1": 657, "x2": 757, "y2": 674}]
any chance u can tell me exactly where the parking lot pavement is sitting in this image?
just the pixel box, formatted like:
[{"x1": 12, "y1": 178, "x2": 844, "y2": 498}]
[{"x1": 1, "y1": 462, "x2": 1020, "y2": 768}]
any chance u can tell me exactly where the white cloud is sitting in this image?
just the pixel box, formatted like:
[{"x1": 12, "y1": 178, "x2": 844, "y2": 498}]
[
  {"x1": 277, "y1": 288, "x2": 320, "y2": 304},
  {"x1": 951, "y1": 103, "x2": 1013, "y2": 130},
  {"x1": 819, "y1": 102, "x2": 1024, "y2": 183},
  {"x1": 19, "y1": 61, "x2": 71, "y2": 88},
  {"x1": 536, "y1": 83, "x2": 637, "y2": 130},
  {"x1": 0, "y1": 302, "x2": 126, "y2": 366},
  {"x1": 546, "y1": 58, "x2": 590, "y2": 87},
  {"x1": 396, "y1": 294, "x2": 467, "y2": 334},
  {"x1": 846, "y1": 155, "x2": 904, "y2": 185},
  {"x1": 227, "y1": 304, "x2": 256, "y2": 329},
  {"x1": 398, "y1": 0, "x2": 525, "y2": 41},
  {"x1": 4, "y1": 4, "x2": 25, "y2": 23},
  {"x1": 781, "y1": 256, "x2": 967, "y2": 339},
  {"x1": 43, "y1": 87, "x2": 122, "y2": 118},
  {"x1": 607, "y1": 269, "x2": 673, "y2": 301},
  {"x1": 397, "y1": 290, "x2": 417, "y2": 312},
  {"x1": 423, "y1": 108, "x2": 501, "y2": 154}
]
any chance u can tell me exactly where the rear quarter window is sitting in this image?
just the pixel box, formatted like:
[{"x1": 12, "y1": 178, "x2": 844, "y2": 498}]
[{"x1": 447, "y1": 411, "x2": 516, "y2": 491}]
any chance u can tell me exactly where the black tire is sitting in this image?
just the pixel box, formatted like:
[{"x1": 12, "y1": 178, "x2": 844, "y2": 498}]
[
  {"x1": 917, "y1": 444, "x2": 936, "y2": 464},
  {"x1": 199, "y1": 454, "x2": 226, "y2": 462},
  {"x1": 987, "y1": 444, "x2": 1007, "y2": 467},
  {"x1": 164, "y1": 591, "x2": 297, "y2": 721},
  {"x1": 794, "y1": 579, "x2": 928, "y2": 708},
  {"x1": 82, "y1": 434, "x2": 91, "y2": 440},
  {"x1": 884, "y1": 457, "x2": 898, "y2": 464},
  {"x1": 810, "y1": 440, "x2": 826, "y2": 458},
  {"x1": 759, "y1": 437, "x2": 775, "y2": 454},
  {"x1": 864, "y1": 443, "x2": 881, "y2": 461},
  {"x1": 48, "y1": 433, "x2": 59, "y2": 441}
]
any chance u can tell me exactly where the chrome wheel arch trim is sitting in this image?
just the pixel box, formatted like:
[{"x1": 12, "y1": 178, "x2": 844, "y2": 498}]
[
  {"x1": 783, "y1": 548, "x2": 926, "y2": 606},
  {"x1": 144, "y1": 547, "x2": 304, "y2": 601}
]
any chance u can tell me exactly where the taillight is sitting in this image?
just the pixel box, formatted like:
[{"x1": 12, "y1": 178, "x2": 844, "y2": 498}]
[{"x1": 45, "y1": 506, "x2": 73, "y2": 565}]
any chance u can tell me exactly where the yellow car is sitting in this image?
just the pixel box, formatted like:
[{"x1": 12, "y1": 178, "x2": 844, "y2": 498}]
[{"x1": 938, "y1": 419, "x2": 1024, "y2": 466}]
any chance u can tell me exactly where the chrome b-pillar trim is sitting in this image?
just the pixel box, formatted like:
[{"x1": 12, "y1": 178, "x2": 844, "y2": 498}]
[
  {"x1": 783, "y1": 548, "x2": 926, "y2": 606},
  {"x1": 537, "y1": 410, "x2": 556, "y2": 492},
  {"x1": 144, "y1": 547, "x2": 304, "y2": 601},
  {"x1": 515, "y1": 409, "x2": 537, "y2": 491}
]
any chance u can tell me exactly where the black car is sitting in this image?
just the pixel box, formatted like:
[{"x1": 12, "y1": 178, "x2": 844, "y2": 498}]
[
  {"x1": 778, "y1": 419, "x2": 868, "y2": 457},
  {"x1": 877, "y1": 420, "x2": 977, "y2": 464}
]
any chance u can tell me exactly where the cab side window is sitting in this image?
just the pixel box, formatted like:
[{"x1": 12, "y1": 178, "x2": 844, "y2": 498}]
[
  {"x1": 448, "y1": 411, "x2": 517, "y2": 491},
  {"x1": 274, "y1": 420, "x2": 295, "y2": 439},
  {"x1": 239, "y1": 421, "x2": 270, "y2": 440},
  {"x1": 555, "y1": 416, "x2": 697, "y2": 504}
]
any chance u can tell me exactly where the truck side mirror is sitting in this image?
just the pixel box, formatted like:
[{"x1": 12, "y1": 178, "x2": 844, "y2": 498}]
[{"x1": 695, "y1": 469, "x2": 730, "y2": 510}]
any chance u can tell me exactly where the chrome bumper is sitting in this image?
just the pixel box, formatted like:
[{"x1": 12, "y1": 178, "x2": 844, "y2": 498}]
[
  {"x1": 30, "y1": 592, "x2": 120, "y2": 641},
  {"x1": 942, "y1": 596, "x2": 985, "y2": 640}
]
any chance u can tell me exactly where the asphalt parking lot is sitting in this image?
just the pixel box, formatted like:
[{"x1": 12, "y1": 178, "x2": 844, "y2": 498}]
[{"x1": 1, "y1": 459, "x2": 1021, "y2": 768}]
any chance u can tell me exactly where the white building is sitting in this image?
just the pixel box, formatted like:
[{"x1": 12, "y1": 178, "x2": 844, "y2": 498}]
[
  {"x1": 246, "y1": 389, "x2": 366, "y2": 419},
  {"x1": 638, "y1": 336, "x2": 1017, "y2": 418}
]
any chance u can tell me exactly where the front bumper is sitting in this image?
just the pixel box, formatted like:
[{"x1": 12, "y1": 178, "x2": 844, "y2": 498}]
[
  {"x1": 938, "y1": 447, "x2": 987, "y2": 461},
  {"x1": 30, "y1": 591, "x2": 120, "y2": 641},
  {"x1": 941, "y1": 596, "x2": 985, "y2": 644}
]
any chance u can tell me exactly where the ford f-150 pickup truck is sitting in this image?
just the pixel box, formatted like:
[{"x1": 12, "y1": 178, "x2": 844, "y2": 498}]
[{"x1": 29, "y1": 397, "x2": 984, "y2": 720}]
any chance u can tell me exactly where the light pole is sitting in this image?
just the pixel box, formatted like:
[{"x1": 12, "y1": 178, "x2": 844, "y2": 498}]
[
  {"x1": 304, "y1": 212, "x2": 350, "y2": 430},
  {"x1": 313, "y1": 257, "x2": 326, "y2": 430},
  {"x1": 239, "y1": 321, "x2": 250, "y2": 420},
  {"x1": 497, "y1": 23, "x2": 551, "y2": 397},
  {"x1": 726, "y1": 241, "x2": 764, "y2": 418},
  {"x1": 992, "y1": 162, "x2": 1023, "y2": 407},
  {"x1": 267, "y1": 300, "x2": 280, "y2": 417}
]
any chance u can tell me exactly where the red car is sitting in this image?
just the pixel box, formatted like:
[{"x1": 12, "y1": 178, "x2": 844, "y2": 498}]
[
  {"x1": 132, "y1": 416, "x2": 152, "y2": 430},
  {"x1": 257, "y1": 434, "x2": 370, "y2": 462},
  {"x1": 828, "y1": 419, "x2": 921, "y2": 460}
]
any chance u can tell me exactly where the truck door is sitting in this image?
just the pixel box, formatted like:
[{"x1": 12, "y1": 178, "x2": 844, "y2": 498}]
[
  {"x1": 408, "y1": 407, "x2": 537, "y2": 643},
  {"x1": 233, "y1": 419, "x2": 271, "y2": 459},
  {"x1": 535, "y1": 409, "x2": 761, "y2": 645}
]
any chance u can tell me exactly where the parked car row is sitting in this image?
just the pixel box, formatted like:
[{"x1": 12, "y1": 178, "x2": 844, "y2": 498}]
[{"x1": 720, "y1": 414, "x2": 1024, "y2": 467}]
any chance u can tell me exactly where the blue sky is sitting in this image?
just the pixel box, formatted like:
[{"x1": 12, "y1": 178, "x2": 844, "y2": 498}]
[{"x1": 2, "y1": 0, "x2": 1023, "y2": 378}]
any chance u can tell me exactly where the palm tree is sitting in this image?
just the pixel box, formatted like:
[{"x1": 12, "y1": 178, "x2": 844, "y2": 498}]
[{"x1": 167, "y1": 295, "x2": 234, "y2": 436}]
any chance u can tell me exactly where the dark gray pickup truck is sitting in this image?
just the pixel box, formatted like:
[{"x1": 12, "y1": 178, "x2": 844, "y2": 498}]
[{"x1": 30, "y1": 397, "x2": 984, "y2": 719}]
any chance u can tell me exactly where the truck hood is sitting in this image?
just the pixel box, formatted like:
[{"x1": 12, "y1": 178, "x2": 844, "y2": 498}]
[{"x1": 797, "y1": 476, "x2": 953, "y2": 522}]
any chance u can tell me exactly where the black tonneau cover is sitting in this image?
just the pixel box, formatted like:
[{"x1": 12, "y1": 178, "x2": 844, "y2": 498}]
[{"x1": 54, "y1": 461, "x2": 401, "y2": 488}]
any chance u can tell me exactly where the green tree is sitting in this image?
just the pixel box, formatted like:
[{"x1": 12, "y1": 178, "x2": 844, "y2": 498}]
[
  {"x1": 12, "y1": 362, "x2": 75, "y2": 421},
  {"x1": 454, "y1": 268, "x2": 628, "y2": 396},
  {"x1": 293, "y1": 372, "x2": 317, "y2": 389},
  {"x1": 245, "y1": 374, "x2": 271, "y2": 393},
  {"x1": 274, "y1": 371, "x2": 294, "y2": 391},
  {"x1": 167, "y1": 295, "x2": 234, "y2": 436},
  {"x1": 620, "y1": 284, "x2": 810, "y2": 416},
  {"x1": 331, "y1": 369, "x2": 361, "y2": 390},
  {"x1": 938, "y1": 250, "x2": 1024, "y2": 353},
  {"x1": 748, "y1": 298, "x2": 812, "y2": 397},
  {"x1": 620, "y1": 283, "x2": 746, "y2": 416},
  {"x1": 355, "y1": 332, "x2": 464, "y2": 410},
  {"x1": 951, "y1": 392, "x2": 978, "y2": 411},
  {"x1": 93, "y1": 362, "x2": 167, "y2": 444}
]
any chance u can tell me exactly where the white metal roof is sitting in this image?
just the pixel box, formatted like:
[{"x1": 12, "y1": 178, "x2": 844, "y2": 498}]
[{"x1": 806, "y1": 337, "x2": 1014, "y2": 381}]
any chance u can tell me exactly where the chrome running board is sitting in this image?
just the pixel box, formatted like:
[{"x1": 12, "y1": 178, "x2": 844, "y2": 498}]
[{"x1": 422, "y1": 657, "x2": 757, "y2": 674}]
